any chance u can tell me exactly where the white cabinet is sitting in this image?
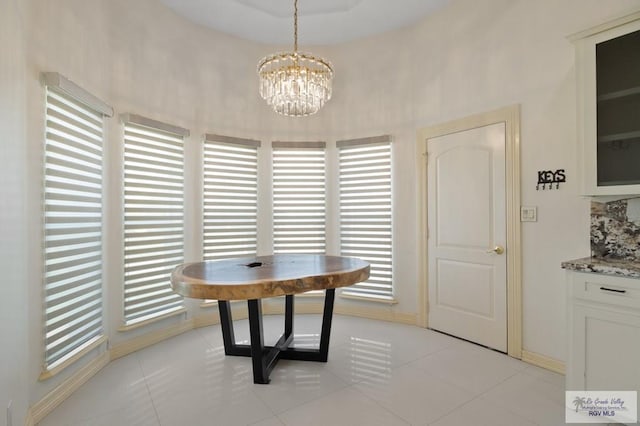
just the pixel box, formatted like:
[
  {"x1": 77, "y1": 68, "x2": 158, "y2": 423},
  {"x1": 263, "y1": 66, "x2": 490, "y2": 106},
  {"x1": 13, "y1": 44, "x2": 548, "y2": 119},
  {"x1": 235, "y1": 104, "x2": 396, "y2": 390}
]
[
  {"x1": 572, "y1": 12, "x2": 640, "y2": 195},
  {"x1": 566, "y1": 271, "x2": 640, "y2": 408}
]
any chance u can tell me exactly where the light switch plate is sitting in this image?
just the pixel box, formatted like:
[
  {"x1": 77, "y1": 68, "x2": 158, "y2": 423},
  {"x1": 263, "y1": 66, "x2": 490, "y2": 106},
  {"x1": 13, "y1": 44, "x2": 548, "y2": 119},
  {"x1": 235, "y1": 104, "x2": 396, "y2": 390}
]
[{"x1": 521, "y1": 206, "x2": 537, "y2": 222}]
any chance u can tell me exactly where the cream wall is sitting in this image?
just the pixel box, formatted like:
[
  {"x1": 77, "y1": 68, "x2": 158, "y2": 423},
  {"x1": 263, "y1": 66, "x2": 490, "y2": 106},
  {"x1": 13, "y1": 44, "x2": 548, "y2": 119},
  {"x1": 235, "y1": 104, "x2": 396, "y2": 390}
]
[
  {"x1": 1, "y1": 1, "x2": 29, "y2": 424},
  {"x1": 8, "y1": 0, "x2": 640, "y2": 420}
]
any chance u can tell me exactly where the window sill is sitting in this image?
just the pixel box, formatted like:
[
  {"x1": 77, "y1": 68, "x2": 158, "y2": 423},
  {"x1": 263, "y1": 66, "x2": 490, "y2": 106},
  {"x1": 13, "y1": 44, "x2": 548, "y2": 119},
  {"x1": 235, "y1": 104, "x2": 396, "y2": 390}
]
[
  {"x1": 118, "y1": 307, "x2": 187, "y2": 332},
  {"x1": 340, "y1": 293, "x2": 398, "y2": 305},
  {"x1": 39, "y1": 335, "x2": 108, "y2": 381}
]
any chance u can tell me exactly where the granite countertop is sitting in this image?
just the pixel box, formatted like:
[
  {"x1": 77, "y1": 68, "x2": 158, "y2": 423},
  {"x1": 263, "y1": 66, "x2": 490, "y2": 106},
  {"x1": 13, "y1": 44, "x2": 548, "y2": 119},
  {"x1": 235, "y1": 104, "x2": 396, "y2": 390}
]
[{"x1": 561, "y1": 257, "x2": 640, "y2": 279}]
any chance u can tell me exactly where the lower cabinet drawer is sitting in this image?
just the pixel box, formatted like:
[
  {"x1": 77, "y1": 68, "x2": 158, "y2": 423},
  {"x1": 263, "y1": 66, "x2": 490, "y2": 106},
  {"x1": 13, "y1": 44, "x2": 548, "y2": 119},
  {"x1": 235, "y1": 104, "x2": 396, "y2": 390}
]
[{"x1": 570, "y1": 272, "x2": 640, "y2": 310}]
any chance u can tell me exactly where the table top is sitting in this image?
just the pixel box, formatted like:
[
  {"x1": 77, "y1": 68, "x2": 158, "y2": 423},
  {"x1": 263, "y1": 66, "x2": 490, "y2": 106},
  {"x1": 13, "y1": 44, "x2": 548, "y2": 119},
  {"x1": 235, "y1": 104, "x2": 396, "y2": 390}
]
[{"x1": 170, "y1": 254, "x2": 370, "y2": 300}]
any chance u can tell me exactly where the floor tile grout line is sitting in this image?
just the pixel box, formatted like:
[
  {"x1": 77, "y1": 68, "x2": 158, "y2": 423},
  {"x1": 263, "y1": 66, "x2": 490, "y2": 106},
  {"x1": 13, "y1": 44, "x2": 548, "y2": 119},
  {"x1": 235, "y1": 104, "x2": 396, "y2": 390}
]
[
  {"x1": 424, "y1": 389, "x2": 537, "y2": 426},
  {"x1": 432, "y1": 355, "x2": 564, "y2": 424},
  {"x1": 519, "y1": 365, "x2": 566, "y2": 389},
  {"x1": 396, "y1": 352, "x2": 532, "y2": 425},
  {"x1": 473, "y1": 371, "x2": 567, "y2": 425},
  {"x1": 135, "y1": 352, "x2": 164, "y2": 426},
  {"x1": 425, "y1": 391, "x2": 488, "y2": 425},
  {"x1": 347, "y1": 384, "x2": 413, "y2": 425},
  {"x1": 249, "y1": 360, "x2": 352, "y2": 417}
]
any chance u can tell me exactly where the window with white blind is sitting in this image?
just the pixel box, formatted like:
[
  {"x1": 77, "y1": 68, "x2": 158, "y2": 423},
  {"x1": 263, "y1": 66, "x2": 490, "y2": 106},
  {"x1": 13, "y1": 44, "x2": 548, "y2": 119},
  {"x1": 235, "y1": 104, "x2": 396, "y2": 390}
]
[
  {"x1": 42, "y1": 72, "x2": 113, "y2": 375},
  {"x1": 338, "y1": 136, "x2": 394, "y2": 301},
  {"x1": 272, "y1": 142, "x2": 326, "y2": 254},
  {"x1": 203, "y1": 134, "x2": 260, "y2": 260},
  {"x1": 122, "y1": 114, "x2": 188, "y2": 326}
]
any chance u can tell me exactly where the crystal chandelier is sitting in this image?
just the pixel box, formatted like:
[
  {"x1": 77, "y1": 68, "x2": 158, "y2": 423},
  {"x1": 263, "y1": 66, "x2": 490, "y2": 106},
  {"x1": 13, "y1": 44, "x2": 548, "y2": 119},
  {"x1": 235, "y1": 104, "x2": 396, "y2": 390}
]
[{"x1": 257, "y1": 0, "x2": 334, "y2": 117}]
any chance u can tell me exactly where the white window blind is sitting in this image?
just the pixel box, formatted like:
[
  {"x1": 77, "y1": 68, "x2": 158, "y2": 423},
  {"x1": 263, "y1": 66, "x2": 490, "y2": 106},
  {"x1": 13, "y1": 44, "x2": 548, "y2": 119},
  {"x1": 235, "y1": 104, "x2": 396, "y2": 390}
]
[
  {"x1": 203, "y1": 134, "x2": 260, "y2": 260},
  {"x1": 42, "y1": 82, "x2": 111, "y2": 371},
  {"x1": 122, "y1": 115, "x2": 188, "y2": 325},
  {"x1": 338, "y1": 136, "x2": 394, "y2": 301},
  {"x1": 272, "y1": 142, "x2": 326, "y2": 254}
]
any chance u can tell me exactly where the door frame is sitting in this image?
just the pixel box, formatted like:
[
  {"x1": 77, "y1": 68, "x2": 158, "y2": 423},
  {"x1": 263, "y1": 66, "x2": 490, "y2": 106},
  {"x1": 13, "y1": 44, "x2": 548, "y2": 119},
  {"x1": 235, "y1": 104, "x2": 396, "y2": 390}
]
[{"x1": 416, "y1": 105, "x2": 522, "y2": 359}]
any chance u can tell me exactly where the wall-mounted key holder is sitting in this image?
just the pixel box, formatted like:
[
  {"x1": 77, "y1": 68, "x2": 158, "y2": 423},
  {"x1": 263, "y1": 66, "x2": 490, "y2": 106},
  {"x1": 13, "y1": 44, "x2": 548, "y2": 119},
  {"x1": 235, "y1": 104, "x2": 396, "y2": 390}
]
[{"x1": 537, "y1": 169, "x2": 566, "y2": 190}]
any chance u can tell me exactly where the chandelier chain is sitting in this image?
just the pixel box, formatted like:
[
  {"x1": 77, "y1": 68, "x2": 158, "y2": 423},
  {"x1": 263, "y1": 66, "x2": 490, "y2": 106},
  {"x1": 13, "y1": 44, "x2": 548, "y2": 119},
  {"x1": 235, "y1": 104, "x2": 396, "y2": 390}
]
[{"x1": 294, "y1": 0, "x2": 298, "y2": 53}]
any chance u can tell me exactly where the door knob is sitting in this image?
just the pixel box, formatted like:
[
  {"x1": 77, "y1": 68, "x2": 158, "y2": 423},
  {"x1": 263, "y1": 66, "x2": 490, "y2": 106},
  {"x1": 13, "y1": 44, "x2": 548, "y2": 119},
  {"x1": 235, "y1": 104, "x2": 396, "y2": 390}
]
[{"x1": 486, "y1": 246, "x2": 504, "y2": 255}]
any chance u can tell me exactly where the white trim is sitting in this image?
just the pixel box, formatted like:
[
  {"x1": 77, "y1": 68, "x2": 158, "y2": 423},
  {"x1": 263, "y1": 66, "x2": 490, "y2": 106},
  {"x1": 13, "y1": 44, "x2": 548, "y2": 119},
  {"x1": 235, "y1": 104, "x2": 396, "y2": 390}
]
[
  {"x1": 111, "y1": 318, "x2": 194, "y2": 360},
  {"x1": 340, "y1": 293, "x2": 398, "y2": 305},
  {"x1": 416, "y1": 104, "x2": 522, "y2": 359},
  {"x1": 29, "y1": 351, "x2": 110, "y2": 424},
  {"x1": 199, "y1": 299, "x2": 248, "y2": 309},
  {"x1": 200, "y1": 300, "x2": 218, "y2": 308},
  {"x1": 24, "y1": 410, "x2": 35, "y2": 426},
  {"x1": 117, "y1": 308, "x2": 187, "y2": 332},
  {"x1": 521, "y1": 350, "x2": 565, "y2": 375},
  {"x1": 295, "y1": 292, "x2": 325, "y2": 298},
  {"x1": 119, "y1": 113, "x2": 190, "y2": 137},
  {"x1": 193, "y1": 303, "x2": 250, "y2": 328},
  {"x1": 194, "y1": 301, "x2": 416, "y2": 326},
  {"x1": 39, "y1": 335, "x2": 108, "y2": 381},
  {"x1": 567, "y1": 10, "x2": 640, "y2": 42},
  {"x1": 335, "y1": 304, "x2": 417, "y2": 325}
]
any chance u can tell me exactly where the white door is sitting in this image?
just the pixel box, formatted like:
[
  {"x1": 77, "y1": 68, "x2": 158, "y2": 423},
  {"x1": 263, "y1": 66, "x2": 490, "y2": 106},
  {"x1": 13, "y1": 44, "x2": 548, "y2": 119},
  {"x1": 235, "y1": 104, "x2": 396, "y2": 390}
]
[{"x1": 427, "y1": 122, "x2": 507, "y2": 352}]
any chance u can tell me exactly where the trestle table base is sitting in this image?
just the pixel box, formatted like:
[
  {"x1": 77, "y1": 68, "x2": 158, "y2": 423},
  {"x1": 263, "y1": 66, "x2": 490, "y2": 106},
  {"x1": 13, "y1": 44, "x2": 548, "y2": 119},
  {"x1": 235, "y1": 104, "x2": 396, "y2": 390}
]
[{"x1": 217, "y1": 288, "x2": 336, "y2": 384}]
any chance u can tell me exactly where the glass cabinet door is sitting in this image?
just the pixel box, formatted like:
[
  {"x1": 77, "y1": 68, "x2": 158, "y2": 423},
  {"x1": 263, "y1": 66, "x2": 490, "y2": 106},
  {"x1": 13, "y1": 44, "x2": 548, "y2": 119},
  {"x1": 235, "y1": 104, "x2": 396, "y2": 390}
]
[{"x1": 596, "y1": 29, "x2": 640, "y2": 187}]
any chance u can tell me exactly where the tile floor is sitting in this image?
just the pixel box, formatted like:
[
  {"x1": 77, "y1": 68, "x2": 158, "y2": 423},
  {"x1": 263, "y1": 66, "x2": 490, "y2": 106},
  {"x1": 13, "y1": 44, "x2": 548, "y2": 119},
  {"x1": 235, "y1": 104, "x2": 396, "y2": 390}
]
[{"x1": 38, "y1": 314, "x2": 571, "y2": 426}]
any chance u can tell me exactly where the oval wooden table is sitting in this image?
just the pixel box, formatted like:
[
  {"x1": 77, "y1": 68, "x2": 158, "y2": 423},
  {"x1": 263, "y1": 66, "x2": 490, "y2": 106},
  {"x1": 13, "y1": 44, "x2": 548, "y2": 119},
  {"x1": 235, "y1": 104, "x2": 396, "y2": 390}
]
[{"x1": 170, "y1": 254, "x2": 370, "y2": 384}]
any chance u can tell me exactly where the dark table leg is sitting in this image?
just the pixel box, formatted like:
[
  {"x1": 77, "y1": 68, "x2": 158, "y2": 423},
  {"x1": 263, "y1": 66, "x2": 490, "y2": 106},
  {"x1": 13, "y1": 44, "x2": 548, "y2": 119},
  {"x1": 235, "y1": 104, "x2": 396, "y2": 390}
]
[
  {"x1": 318, "y1": 288, "x2": 335, "y2": 361},
  {"x1": 217, "y1": 301, "x2": 251, "y2": 357},
  {"x1": 284, "y1": 294, "x2": 294, "y2": 338},
  {"x1": 218, "y1": 301, "x2": 235, "y2": 355},
  {"x1": 247, "y1": 299, "x2": 271, "y2": 384}
]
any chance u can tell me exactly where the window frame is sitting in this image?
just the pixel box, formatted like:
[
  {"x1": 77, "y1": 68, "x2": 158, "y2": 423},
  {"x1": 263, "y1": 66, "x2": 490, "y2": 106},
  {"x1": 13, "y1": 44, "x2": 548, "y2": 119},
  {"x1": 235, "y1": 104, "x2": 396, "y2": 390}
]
[
  {"x1": 120, "y1": 114, "x2": 189, "y2": 329},
  {"x1": 40, "y1": 73, "x2": 112, "y2": 379},
  {"x1": 271, "y1": 141, "x2": 328, "y2": 255},
  {"x1": 337, "y1": 135, "x2": 395, "y2": 303}
]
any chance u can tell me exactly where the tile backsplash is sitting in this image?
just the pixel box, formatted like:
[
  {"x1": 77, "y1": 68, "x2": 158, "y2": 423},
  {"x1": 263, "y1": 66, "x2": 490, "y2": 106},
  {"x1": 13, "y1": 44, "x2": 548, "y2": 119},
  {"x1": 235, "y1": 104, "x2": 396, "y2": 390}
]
[{"x1": 591, "y1": 197, "x2": 640, "y2": 260}]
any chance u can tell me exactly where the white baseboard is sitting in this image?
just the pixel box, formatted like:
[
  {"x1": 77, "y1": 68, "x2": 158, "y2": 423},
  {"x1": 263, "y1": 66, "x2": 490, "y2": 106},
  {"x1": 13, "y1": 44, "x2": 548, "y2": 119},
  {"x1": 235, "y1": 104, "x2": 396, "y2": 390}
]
[
  {"x1": 28, "y1": 351, "x2": 110, "y2": 425},
  {"x1": 110, "y1": 319, "x2": 194, "y2": 360},
  {"x1": 191, "y1": 301, "x2": 418, "y2": 325},
  {"x1": 192, "y1": 301, "x2": 325, "y2": 327},
  {"x1": 335, "y1": 304, "x2": 417, "y2": 325},
  {"x1": 24, "y1": 408, "x2": 35, "y2": 426},
  {"x1": 521, "y1": 350, "x2": 565, "y2": 375},
  {"x1": 262, "y1": 299, "x2": 418, "y2": 325},
  {"x1": 193, "y1": 304, "x2": 250, "y2": 328}
]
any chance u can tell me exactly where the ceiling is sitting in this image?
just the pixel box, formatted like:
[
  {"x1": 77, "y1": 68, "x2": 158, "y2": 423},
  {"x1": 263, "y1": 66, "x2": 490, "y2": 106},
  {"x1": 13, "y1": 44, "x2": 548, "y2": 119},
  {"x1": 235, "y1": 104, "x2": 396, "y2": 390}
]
[{"x1": 158, "y1": 0, "x2": 449, "y2": 46}]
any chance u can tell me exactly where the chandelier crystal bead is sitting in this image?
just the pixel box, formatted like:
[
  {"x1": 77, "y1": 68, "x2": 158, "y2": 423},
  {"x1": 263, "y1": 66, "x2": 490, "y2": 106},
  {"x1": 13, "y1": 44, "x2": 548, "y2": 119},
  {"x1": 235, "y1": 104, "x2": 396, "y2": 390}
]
[{"x1": 257, "y1": 0, "x2": 334, "y2": 117}]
